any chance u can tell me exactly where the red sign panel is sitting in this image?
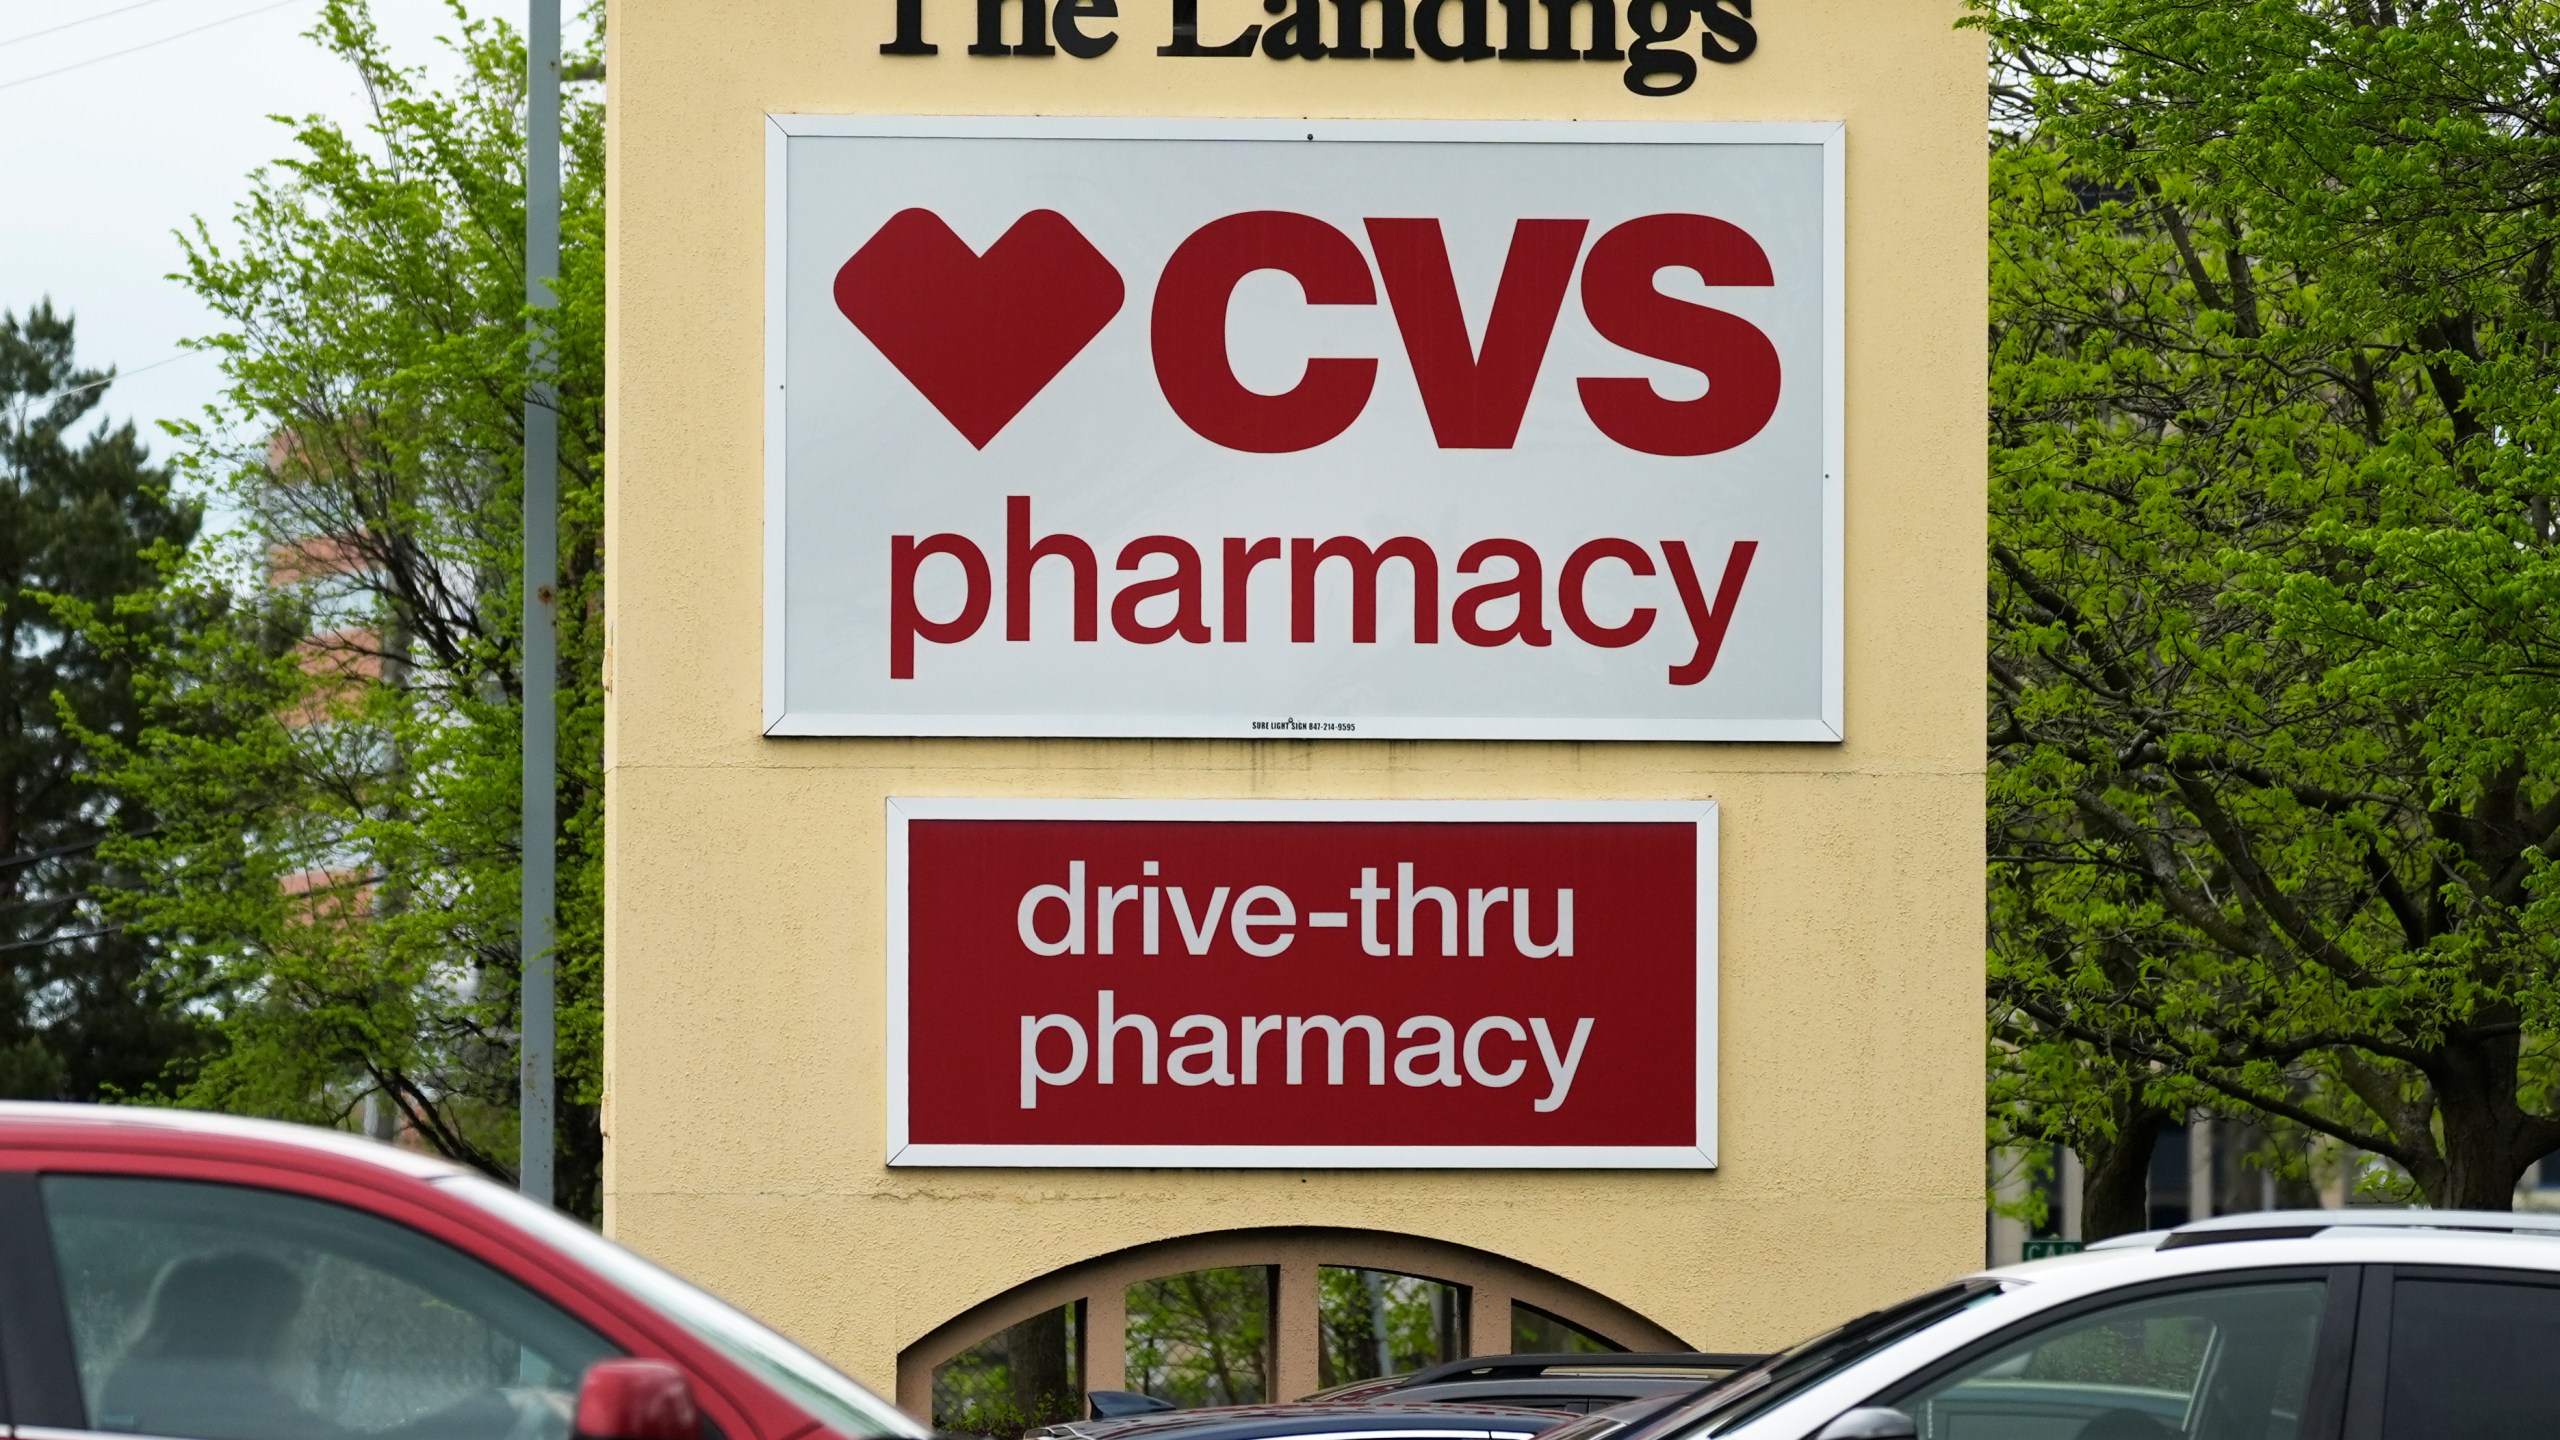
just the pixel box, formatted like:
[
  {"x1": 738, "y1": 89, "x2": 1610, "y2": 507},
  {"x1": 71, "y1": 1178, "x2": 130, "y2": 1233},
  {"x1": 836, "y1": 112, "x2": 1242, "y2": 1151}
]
[{"x1": 887, "y1": 799, "x2": 1716, "y2": 1167}]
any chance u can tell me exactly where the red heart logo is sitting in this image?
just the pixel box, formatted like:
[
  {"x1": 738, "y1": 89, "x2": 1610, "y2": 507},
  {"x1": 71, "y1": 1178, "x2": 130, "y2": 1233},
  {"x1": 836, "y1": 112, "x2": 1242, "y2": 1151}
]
[{"x1": 833, "y1": 209, "x2": 1126, "y2": 449}]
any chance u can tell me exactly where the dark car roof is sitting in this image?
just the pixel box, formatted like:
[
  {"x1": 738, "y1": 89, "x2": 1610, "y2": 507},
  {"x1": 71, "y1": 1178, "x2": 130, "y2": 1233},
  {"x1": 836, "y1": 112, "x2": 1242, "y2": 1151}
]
[
  {"x1": 1379, "y1": 1378, "x2": 1710, "y2": 1413},
  {"x1": 1566, "y1": 1390, "x2": 1709, "y2": 1429},
  {"x1": 1300, "y1": 1355, "x2": 1761, "y2": 1412},
  {"x1": 1033, "y1": 1401, "x2": 1578, "y2": 1440},
  {"x1": 1520, "y1": 1389, "x2": 1716, "y2": 1440},
  {"x1": 1393, "y1": 1355, "x2": 1763, "y2": 1386}
]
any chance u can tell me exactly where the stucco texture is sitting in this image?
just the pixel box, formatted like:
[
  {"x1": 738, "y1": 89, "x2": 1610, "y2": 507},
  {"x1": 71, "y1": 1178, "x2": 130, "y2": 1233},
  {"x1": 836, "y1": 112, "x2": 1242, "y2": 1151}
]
[{"x1": 603, "y1": 0, "x2": 1987, "y2": 1401}]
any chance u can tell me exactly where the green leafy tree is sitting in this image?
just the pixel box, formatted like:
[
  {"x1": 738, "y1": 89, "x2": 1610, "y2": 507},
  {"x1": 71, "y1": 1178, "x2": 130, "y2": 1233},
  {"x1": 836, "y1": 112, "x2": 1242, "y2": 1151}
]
[
  {"x1": 0, "y1": 303, "x2": 210, "y2": 1101},
  {"x1": 75, "y1": 2, "x2": 607, "y2": 1214},
  {"x1": 1989, "y1": 1035, "x2": 2183, "y2": 1240},
  {"x1": 1980, "y1": 0, "x2": 2560, "y2": 1211},
  {"x1": 1126, "y1": 1267, "x2": 1274, "y2": 1406},
  {"x1": 929, "y1": 1307, "x2": 1083, "y2": 1437},
  {"x1": 1317, "y1": 1269, "x2": 1459, "y2": 1387}
]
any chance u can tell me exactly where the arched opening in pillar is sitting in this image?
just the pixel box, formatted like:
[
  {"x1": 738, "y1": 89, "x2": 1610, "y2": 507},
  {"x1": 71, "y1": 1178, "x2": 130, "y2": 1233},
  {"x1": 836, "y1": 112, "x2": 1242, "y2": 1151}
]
[{"x1": 896, "y1": 1227, "x2": 1689, "y2": 1431}]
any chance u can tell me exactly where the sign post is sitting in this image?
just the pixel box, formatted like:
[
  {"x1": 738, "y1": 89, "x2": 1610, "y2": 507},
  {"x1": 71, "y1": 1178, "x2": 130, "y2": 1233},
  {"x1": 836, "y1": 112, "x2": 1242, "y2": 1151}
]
[{"x1": 519, "y1": 0, "x2": 560, "y2": 1206}]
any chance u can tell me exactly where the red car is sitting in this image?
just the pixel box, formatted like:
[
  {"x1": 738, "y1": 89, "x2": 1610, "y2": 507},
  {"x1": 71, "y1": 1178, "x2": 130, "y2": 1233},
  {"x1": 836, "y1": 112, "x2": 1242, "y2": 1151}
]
[{"x1": 0, "y1": 1104, "x2": 923, "y2": 1440}]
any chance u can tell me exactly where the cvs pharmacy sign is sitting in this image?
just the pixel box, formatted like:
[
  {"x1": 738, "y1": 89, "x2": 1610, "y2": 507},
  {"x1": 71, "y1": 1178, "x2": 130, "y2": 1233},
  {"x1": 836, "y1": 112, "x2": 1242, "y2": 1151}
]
[
  {"x1": 768, "y1": 118, "x2": 1841, "y2": 741},
  {"x1": 836, "y1": 207, "x2": 1780, "y2": 456}
]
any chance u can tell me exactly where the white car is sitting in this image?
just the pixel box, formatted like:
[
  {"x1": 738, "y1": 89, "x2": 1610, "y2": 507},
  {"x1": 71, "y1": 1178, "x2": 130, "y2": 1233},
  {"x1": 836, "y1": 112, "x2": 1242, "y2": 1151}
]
[{"x1": 1597, "y1": 1210, "x2": 2560, "y2": 1440}]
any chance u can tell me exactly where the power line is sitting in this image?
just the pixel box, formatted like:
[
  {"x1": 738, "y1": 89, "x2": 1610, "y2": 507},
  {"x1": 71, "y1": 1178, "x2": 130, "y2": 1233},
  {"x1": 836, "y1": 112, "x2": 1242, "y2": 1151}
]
[
  {"x1": 0, "y1": 0, "x2": 191, "y2": 51},
  {"x1": 0, "y1": 894, "x2": 78, "y2": 921},
  {"x1": 0, "y1": 834, "x2": 113, "y2": 874},
  {"x1": 18, "y1": 350, "x2": 202, "y2": 412},
  {"x1": 0, "y1": 820, "x2": 169, "y2": 874},
  {"x1": 0, "y1": 924, "x2": 122, "y2": 955},
  {"x1": 0, "y1": 0, "x2": 305, "y2": 92}
]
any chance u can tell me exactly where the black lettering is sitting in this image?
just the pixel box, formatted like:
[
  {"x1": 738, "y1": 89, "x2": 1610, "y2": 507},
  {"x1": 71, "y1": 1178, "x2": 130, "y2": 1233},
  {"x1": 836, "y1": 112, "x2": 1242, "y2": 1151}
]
[
  {"x1": 1537, "y1": 0, "x2": 1618, "y2": 57},
  {"x1": 1056, "y1": 0, "x2": 1120, "y2": 54},
  {"x1": 1326, "y1": 0, "x2": 1372, "y2": 54},
  {"x1": 973, "y1": 0, "x2": 1055, "y2": 52},
  {"x1": 1502, "y1": 0, "x2": 1615, "y2": 59},
  {"x1": 1262, "y1": 0, "x2": 1327, "y2": 57},
  {"x1": 1328, "y1": 0, "x2": 1413, "y2": 56},
  {"x1": 1699, "y1": 0, "x2": 1754, "y2": 62},
  {"x1": 1413, "y1": 0, "x2": 1492, "y2": 58},
  {"x1": 1621, "y1": 0, "x2": 1695, "y2": 93},
  {"x1": 1160, "y1": 0, "x2": 1263, "y2": 53},
  {"x1": 882, "y1": 0, "x2": 938, "y2": 53}
]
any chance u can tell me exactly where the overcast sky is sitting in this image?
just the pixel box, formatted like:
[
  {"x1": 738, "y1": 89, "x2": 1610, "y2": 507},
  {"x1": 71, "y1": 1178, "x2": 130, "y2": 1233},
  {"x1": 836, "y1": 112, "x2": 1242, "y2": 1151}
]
[{"x1": 1, "y1": 0, "x2": 511, "y2": 485}]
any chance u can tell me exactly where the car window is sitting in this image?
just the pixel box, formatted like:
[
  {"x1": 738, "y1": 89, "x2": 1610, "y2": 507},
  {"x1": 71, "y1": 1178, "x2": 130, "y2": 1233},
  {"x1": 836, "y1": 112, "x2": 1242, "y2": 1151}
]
[
  {"x1": 41, "y1": 1175, "x2": 618, "y2": 1440},
  {"x1": 437, "y1": 1174, "x2": 920, "y2": 1438},
  {"x1": 1889, "y1": 1280, "x2": 2326, "y2": 1440},
  {"x1": 1688, "y1": 1282, "x2": 2004, "y2": 1435},
  {"x1": 2378, "y1": 1276, "x2": 2560, "y2": 1440}
]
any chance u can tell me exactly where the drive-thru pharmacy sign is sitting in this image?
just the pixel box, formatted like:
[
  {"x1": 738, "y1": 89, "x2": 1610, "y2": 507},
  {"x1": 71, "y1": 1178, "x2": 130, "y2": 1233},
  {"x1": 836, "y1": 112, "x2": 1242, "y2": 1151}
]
[
  {"x1": 886, "y1": 799, "x2": 1717, "y2": 1166},
  {"x1": 768, "y1": 118, "x2": 1841, "y2": 740}
]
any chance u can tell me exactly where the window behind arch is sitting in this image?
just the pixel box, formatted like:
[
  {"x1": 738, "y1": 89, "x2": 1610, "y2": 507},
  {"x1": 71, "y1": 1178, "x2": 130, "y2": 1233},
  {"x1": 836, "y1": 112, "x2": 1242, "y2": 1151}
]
[
  {"x1": 898, "y1": 1229, "x2": 1687, "y2": 1420},
  {"x1": 931, "y1": 1302, "x2": 1086, "y2": 1436},
  {"x1": 1319, "y1": 1268, "x2": 1464, "y2": 1387},
  {"x1": 1512, "y1": 1302, "x2": 1621, "y2": 1356},
  {"x1": 1126, "y1": 1266, "x2": 1276, "y2": 1407}
]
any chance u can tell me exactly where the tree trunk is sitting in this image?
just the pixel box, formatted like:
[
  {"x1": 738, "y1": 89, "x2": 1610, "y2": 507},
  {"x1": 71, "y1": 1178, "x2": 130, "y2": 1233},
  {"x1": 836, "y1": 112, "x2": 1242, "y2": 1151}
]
[
  {"x1": 2416, "y1": 1024, "x2": 2559, "y2": 1211},
  {"x1": 556, "y1": 1099, "x2": 605, "y2": 1223},
  {"x1": 2082, "y1": 1096, "x2": 2173, "y2": 1240},
  {"x1": 1007, "y1": 1307, "x2": 1072, "y2": 1419},
  {"x1": 2431, "y1": 1097, "x2": 2529, "y2": 1211}
]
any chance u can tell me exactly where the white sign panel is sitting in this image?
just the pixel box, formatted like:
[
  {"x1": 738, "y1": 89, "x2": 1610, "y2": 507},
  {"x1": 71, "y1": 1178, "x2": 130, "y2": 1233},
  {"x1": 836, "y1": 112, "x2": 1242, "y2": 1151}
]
[{"x1": 767, "y1": 117, "x2": 1841, "y2": 740}]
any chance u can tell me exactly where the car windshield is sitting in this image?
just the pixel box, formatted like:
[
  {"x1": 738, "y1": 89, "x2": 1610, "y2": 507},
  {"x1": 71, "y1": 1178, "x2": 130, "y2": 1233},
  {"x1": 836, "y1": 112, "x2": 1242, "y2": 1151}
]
[
  {"x1": 440, "y1": 1175, "x2": 923, "y2": 1439},
  {"x1": 1662, "y1": 1281, "x2": 2004, "y2": 1437}
]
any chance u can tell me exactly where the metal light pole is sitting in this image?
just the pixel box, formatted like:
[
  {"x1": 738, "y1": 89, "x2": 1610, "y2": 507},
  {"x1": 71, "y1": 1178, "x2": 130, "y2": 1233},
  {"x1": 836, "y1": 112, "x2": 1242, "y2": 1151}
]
[{"x1": 520, "y1": 0, "x2": 561, "y2": 1207}]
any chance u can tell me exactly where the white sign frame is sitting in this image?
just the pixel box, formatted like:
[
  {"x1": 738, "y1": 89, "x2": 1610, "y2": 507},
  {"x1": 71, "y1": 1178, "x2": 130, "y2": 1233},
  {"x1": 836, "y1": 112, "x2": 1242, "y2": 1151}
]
[
  {"x1": 884, "y1": 797, "x2": 1719, "y2": 1169},
  {"x1": 769, "y1": 117, "x2": 1845, "y2": 742}
]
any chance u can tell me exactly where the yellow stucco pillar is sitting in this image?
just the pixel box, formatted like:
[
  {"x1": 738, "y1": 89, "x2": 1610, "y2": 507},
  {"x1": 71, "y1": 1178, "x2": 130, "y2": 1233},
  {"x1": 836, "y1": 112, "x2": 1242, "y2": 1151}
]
[{"x1": 603, "y1": 0, "x2": 1985, "y2": 1404}]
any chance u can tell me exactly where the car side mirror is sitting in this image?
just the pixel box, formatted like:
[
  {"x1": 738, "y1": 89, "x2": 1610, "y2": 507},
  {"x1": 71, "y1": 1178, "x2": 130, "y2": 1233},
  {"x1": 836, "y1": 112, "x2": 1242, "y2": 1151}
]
[
  {"x1": 576, "y1": 1359, "x2": 702, "y2": 1440},
  {"x1": 1812, "y1": 1408, "x2": 1916, "y2": 1440}
]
